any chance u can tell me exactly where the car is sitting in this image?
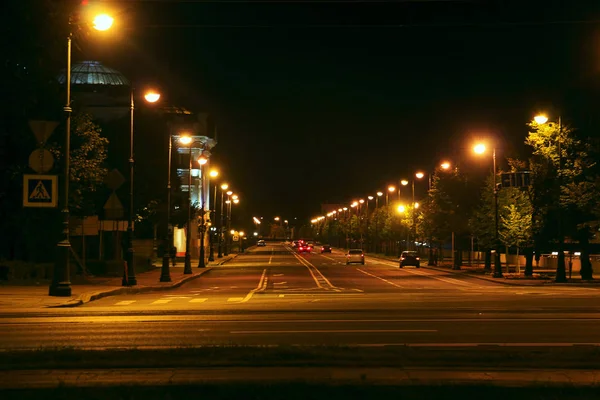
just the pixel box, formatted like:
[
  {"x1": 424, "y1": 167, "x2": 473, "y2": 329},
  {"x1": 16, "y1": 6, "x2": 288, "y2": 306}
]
[
  {"x1": 257, "y1": 240, "x2": 266, "y2": 247},
  {"x1": 399, "y1": 251, "x2": 420, "y2": 268},
  {"x1": 346, "y1": 249, "x2": 364, "y2": 265},
  {"x1": 320, "y1": 244, "x2": 332, "y2": 253},
  {"x1": 298, "y1": 244, "x2": 312, "y2": 253}
]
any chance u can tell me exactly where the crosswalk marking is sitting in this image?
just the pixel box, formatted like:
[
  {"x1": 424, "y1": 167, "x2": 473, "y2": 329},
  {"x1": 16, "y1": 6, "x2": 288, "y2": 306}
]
[
  {"x1": 189, "y1": 298, "x2": 208, "y2": 303},
  {"x1": 151, "y1": 299, "x2": 172, "y2": 304},
  {"x1": 115, "y1": 300, "x2": 136, "y2": 306},
  {"x1": 227, "y1": 297, "x2": 244, "y2": 302}
]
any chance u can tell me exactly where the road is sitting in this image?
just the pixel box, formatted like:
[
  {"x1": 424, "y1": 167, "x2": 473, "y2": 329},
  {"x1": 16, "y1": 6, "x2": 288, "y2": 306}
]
[{"x1": 2, "y1": 242, "x2": 600, "y2": 350}]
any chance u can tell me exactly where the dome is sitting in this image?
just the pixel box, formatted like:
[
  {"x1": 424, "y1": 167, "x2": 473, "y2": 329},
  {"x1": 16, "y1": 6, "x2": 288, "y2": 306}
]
[{"x1": 57, "y1": 60, "x2": 130, "y2": 86}]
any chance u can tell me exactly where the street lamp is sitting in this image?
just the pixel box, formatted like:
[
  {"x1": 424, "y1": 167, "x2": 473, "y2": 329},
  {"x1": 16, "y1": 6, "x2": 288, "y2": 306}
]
[
  {"x1": 473, "y1": 142, "x2": 503, "y2": 278},
  {"x1": 224, "y1": 190, "x2": 233, "y2": 256},
  {"x1": 122, "y1": 87, "x2": 162, "y2": 287},
  {"x1": 179, "y1": 135, "x2": 194, "y2": 274},
  {"x1": 386, "y1": 185, "x2": 396, "y2": 206},
  {"x1": 440, "y1": 161, "x2": 451, "y2": 170},
  {"x1": 197, "y1": 156, "x2": 208, "y2": 268},
  {"x1": 534, "y1": 113, "x2": 566, "y2": 282},
  {"x1": 217, "y1": 183, "x2": 228, "y2": 258},
  {"x1": 51, "y1": 10, "x2": 114, "y2": 296},
  {"x1": 207, "y1": 169, "x2": 219, "y2": 262}
]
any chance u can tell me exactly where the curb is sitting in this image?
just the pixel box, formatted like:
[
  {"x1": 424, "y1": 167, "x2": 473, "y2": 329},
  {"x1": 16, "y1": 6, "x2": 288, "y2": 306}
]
[
  {"x1": 210, "y1": 253, "x2": 239, "y2": 266},
  {"x1": 46, "y1": 268, "x2": 213, "y2": 309}
]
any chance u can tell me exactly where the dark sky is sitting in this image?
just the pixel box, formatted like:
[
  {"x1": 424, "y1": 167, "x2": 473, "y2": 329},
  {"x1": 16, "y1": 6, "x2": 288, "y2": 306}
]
[{"x1": 87, "y1": 0, "x2": 600, "y2": 224}]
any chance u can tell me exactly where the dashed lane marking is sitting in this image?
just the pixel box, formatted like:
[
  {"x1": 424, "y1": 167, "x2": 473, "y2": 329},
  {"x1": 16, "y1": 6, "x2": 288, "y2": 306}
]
[
  {"x1": 189, "y1": 298, "x2": 208, "y2": 303},
  {"x1": 151, "y1": 299, "x2": 172, "y2": 305},
  {"x1": 372, "y1": 258, "x2": 478, "y2": 287},
  {"x1": 115, "y1": 300, "x2": 136, "y2": 306},
  {"x1": 227, "y1": 297, "x2": 244, "y2": 302}
]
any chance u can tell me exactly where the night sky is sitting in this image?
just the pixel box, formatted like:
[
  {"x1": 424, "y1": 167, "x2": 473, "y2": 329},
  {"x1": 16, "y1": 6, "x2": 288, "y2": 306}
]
[{"x1": 86, "y1": 0, "x2": 600, "y2": 224}]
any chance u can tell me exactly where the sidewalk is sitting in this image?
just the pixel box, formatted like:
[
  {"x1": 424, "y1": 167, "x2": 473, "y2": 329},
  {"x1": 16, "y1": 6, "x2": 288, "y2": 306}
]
[
  {"x1": 360, "y1": 251, "x2": 599, "y2": 287},
  {"x1": 0, "y1": 254, "x2": 238, "y2": 310}
]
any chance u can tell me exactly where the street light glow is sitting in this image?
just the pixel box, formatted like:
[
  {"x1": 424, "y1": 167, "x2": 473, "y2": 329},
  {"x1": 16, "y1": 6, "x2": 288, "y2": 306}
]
[
  {"x1": 343, "y1": 207, "x2": 348, "y2": 211},
  {"x1": 388, "y1": 185, "x2": 396, "y2": 192},
  {"x1": 233, "y1": 199, "x2": 239, "y2": 204},
  {"x1": 144, "y1": 91, "x2": 161, "y2": 103},
  {"x1": 209, "y1": 169, "x2": 219, "y2": 178},
  {"x1": 534, "y1": 114, "x2": 549, "y2": 124},
  {"x1": 401, "y1": 180, "x2": 409, "y2": 186},
  {"x1": 377, "y1": 192, "x2": 383, "y2": 197},
  {"x1": 274, "y1": 217, "x2": 280, "y2": 221},
  {"x1": 232, "y1": 194, "x2": 238, "y2": 200},
  {"x1": 440, "y1": 161, "x2": 451, "y2": 170},
  {"x1": 415, "y1": 172, "x2": 425, "y2": 179},
  {"x1": 226, "y1": 190, "x2": 233, "y2": 196},
  {"x1": 473, "y1": 143, "x2": 486, "y2": 154},
  {"x1": 397, "y1": 205, "x2": 406, "y2": 213},
  {"x1": 414, "y1": 202, "x2": 420, "y2": 209},
  {"x1": 368, "y1": 196, "x2": 374, "y2": 200},
  {"x1": 338, "y1": 208, "x2": 343, "y2": 212},
  {"x1": 198, "y1": 157, "x2": 208, "y2": 165},
  {"x1": 93, "y1": 14, "x2": 114, "y2": 31},
  {"x1": 221, "y1": 183, "x2": 229, "y2": 190},
  {"x1": 179, "y1": 136, "x2": 192, "y2": 145},
  {"x1": 359, "y1": 199, "x2": 364, "y2": 204},
  {"x1": 253, "y1": 217, "x2": 261, "y2": 224}
]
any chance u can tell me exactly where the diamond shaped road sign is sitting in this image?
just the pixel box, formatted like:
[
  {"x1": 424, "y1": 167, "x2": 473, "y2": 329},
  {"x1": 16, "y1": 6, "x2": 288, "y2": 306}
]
[
  {"x1": 29, "y1": 120, "x2": 59, "y2": 146},
  {"x1": 105, "y1": 169, "x2": 126, "y2": 191}
]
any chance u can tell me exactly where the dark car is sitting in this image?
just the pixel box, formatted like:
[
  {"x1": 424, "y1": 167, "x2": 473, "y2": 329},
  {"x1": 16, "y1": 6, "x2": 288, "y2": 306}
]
[
  {"x1": 320, "y1": 244, "x2": 332, "y2": 253},
  {"x1": 399, "y1": 251, "x2": 420, "y2": 268}
]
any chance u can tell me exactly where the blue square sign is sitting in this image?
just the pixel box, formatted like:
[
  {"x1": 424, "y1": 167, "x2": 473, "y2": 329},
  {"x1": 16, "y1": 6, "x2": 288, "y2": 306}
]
[{"x1": 23, "y1": 174, "x2": 58, "y2": 208}]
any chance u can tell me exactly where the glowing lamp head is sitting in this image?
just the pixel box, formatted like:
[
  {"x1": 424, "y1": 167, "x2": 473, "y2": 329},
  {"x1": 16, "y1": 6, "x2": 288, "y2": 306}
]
[
  {"x1": 233, "y1": 199, "x2": 239, "y2": 204},
  {"x1": 388, "y1": 185, "x2": 396, "y2": 192},
  {"x1": 440, "y1": 162, "x2": 451, "y2": 170},
  {"x1": 368, "y1": 196, "x2": 374, "y2": 200},
  {"x1": 377, "y1": 192, "x2": 383, "y2": 197},
  {"x1": 359, "y1": 199, "x2": 364, "y2": 204},
  {"x1": 93, "y1": 14, "x2": 114, "y2": 31},
  {"x1": 397, "y1": 205, "x2": 406, "y2": 213},
  {"x1": 226, "y1": 191, "x2": 233, "y2": 196},
  {"x1": 415, "y1": 172, "x2": 425, "y2": 179},
  {"x1": 473, "y1": 143, "x2": 486, "y2": 154},
  {"x1": 401, "y1": 180, "x2": 409, "y2": 186},
  {"x1": 534, "y1": 114, "x2": 549, "y2": 124},
  {"x1": 221, "y1": 183, "x2": 229, "y2": 190},
  {"x1": 209, "y1": 169, "x2": 218, "y2": 178},
  {"x1": 198, "y1": 157, "x2": 208, "y2": 165},
  {"x1": 144, "y1": 91, "x2": 161, "y2": 103},
  {"x1": 232, "y1": 194, "x2": 238, "y2": 200}
]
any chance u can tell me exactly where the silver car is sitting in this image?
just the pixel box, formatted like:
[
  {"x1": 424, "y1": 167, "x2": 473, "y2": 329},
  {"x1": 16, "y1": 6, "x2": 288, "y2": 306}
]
[{"x1": 346, "y1": 249, "x2": 364, "y2": 265}]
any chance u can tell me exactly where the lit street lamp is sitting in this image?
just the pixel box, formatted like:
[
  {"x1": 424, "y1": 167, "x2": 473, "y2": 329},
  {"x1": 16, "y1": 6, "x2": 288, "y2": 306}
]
[
  {"x1": 197, "y1": 156, "x2": 208, "y2": 268},
  {"x1": 224, "y1": 190, "x2": 233, "y2": 256},
  {"x1": 51, "y1": 10, "x2": 114, "y2": 296},
  {"x1": 217, "y1": 183, "x2": 228, "y2": 258},
  {"x1": 207, "y1": 169, "x2": 219, "y2": 262},
  {"x1": 474, "y1": 142, "x2": 503, "y2": 278},
  {"x1": 534, "y1": 114, "x2": 567, "y2": 282}
]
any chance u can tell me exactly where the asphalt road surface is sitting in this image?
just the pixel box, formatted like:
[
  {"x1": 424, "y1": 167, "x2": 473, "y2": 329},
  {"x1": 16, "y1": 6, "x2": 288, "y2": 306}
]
[{"x1": 2, "y1": 242, "x2": 600, "y2": 350}]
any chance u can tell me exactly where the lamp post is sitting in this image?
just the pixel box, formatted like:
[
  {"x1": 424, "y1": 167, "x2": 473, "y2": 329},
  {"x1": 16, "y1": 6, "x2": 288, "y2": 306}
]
[
  {"x1": 179, "y1": 136, "x2": 194, "y2": 274},
  {"x1": 51, "y1": 13, "x2": 114, "y2": 296},
  {"x1": 160, "y1": 134, "x2": 173, "y2": 282},
  {"x1": 224, "y1": 191, "x2": 233, "y2": 255},
  {"x1": 534, "y1": 114, "x2": 567, "y2": 282},
  {"x1": 386, "y1": 185, "x2": 395, "y2": 207},
  {"x1": 197, "y1": 156, "x2": 208, "y2": 268},
  {"x1": 208, "y1": 169, "x2": 218, "y2": 262},
  {"x1": 474, "y1": 142, "x2": 503, "y2": 278},
  {"x1": 121, "y1": 88, "x2": 161, "y2": 287},
  {"x1": 218, "y1": 183, "x2": 228, "y2": 258}
]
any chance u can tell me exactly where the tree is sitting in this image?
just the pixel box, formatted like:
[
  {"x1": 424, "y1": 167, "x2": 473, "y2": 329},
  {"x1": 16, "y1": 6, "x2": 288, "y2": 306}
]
[
  {"x1": 526, "y1": 119, "x2": 599, "y2": 280},
  {"x1": 500, "y1": 203, "x2": 532, "y2": 274}
]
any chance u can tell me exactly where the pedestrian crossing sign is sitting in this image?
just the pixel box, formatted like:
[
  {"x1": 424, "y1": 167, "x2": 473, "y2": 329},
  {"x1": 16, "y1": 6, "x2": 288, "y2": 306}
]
[{"x1": 23, "y1": 174, "x2": 57, "y2": 208}]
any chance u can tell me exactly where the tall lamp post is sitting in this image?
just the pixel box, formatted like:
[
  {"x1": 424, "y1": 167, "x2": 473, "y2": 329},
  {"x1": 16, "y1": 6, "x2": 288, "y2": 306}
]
[
  {"x1": 208, "y1": 169, "x2": 219, "y2": 262},
  {"x1": 51, "y1": 13, "x2": 114, "y2": 296},
  {"x1": 160, "y1": 133, "x2": 174, "y2": 282},
  {"x1": 217, "y1": 183, "x2": 228, "y2": 258},
  {"x1": 474, "y1": 143, "x2": 503, "y2": 278},
  {"x1": 197, "y1": 156, "x2": 208, "y2": 268},
  {"x1": 534, "y1": 114, "x2": 567, "y2": 282},
  {"x1": 224, "y1": 191, "x2": 233, "y2": 255},
  {"x1": 122, "y1": 88, "x2": 161, "y2": 287}
]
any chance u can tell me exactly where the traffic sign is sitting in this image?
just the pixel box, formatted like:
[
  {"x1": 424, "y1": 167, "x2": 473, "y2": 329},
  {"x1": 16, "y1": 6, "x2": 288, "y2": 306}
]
[
  {"x1": 233, "y1": 235, "x2": 239, "y2": 242},
  {"x1": 28, "y1": 148, "x2": 54, "y2": 173},
  {"x1": 23, "y1": 174, "x2": 57, "y2": 208},
  {"x1": 28, "y1": 120, "x2": 58, "y2": 146},
  {"x1": 103, "y1": 192, "x2": 124, "y2": 220}
]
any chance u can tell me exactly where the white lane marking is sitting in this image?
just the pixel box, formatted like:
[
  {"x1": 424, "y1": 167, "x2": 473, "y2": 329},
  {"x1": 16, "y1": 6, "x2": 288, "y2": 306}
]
[
  {"x1": 373, "y1": 258, "x2": 477, "y2": 287},
  {"x1": 279, "y1": 294, "x2": 285, "y2": 298},
  {"x1": 115, "y1": 300, "x2": 136, "y2": 306},
  {"x1": 293, "y1": 253, "x2": 340, "y2": 291},
  {"x1": 269, "y1": 256, "x2": 273, "y2": 264},
  {"x1": 189, "y1": 298, "x2": 208, "y2": 303},
  {"x1": 231, "y1": 329, "x2": 437, "y2": 334},
  {"x1": 356, "y1": 268, "x2": 405, "y2": 288},
  {"x1": 151, "y1": 299, "x2": 172, "y2": 304},
  {"x1": 228, "y1": 297, "x2": 244, "y2": 302},
  {"x1": 274, "y1": 281, "x2": 287, "y2": 285},
  {"x1": 320, "y1": 255, "x2": 338, "y2": 262}
]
